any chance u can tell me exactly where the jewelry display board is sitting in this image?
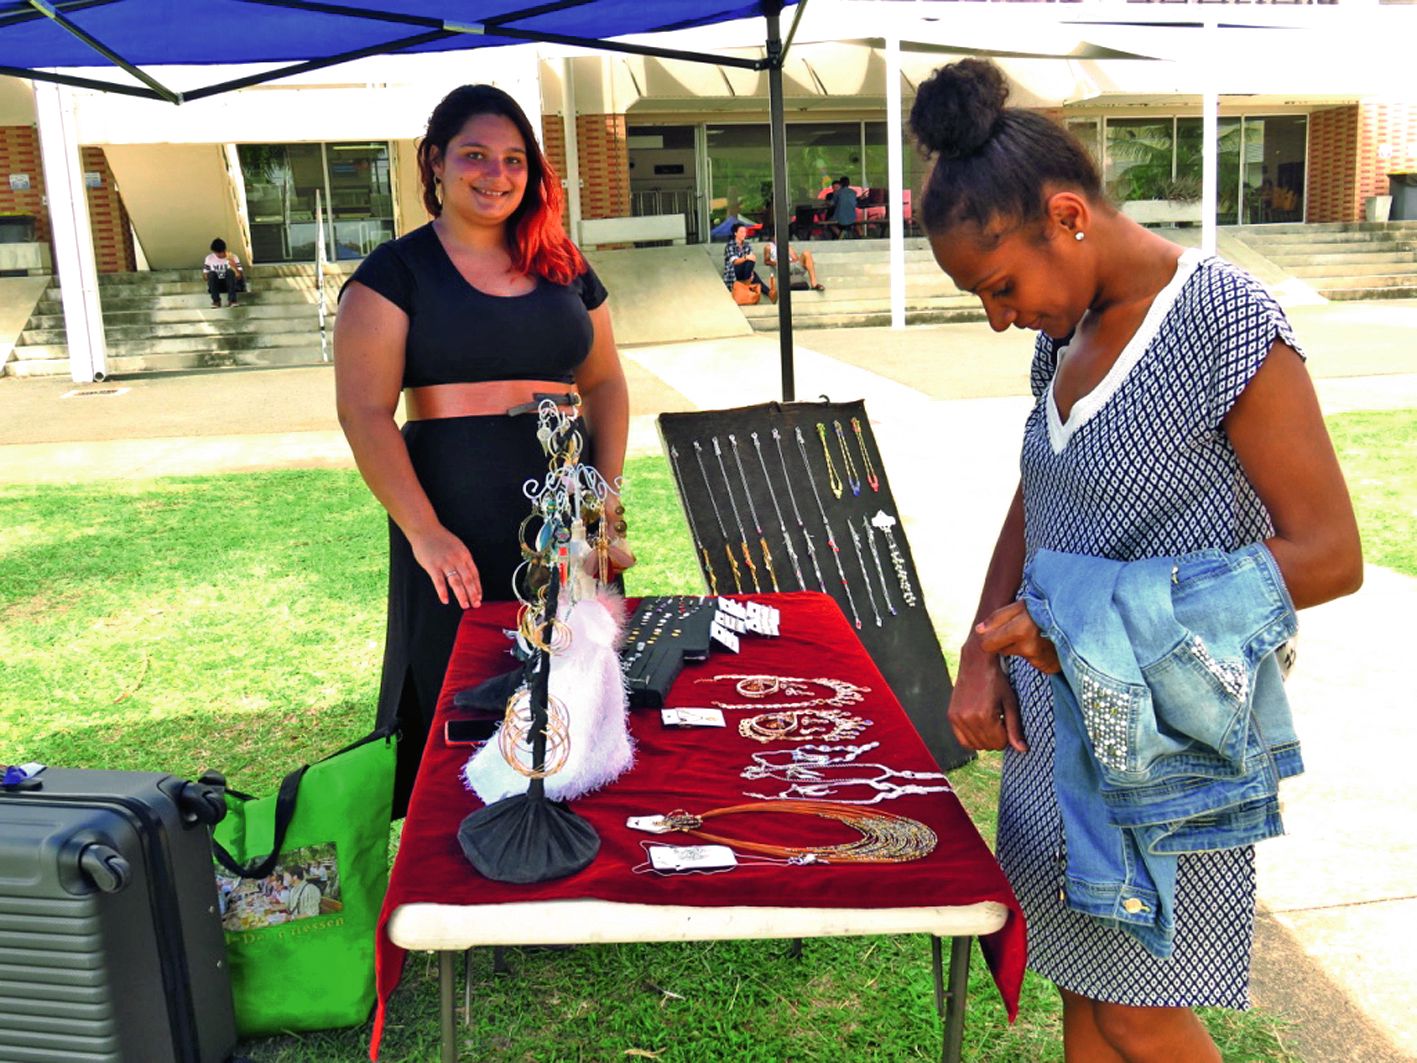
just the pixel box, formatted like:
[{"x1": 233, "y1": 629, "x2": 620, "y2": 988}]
[{"x1": 657, "y1": 401, "x2": 973, "y2": 772}]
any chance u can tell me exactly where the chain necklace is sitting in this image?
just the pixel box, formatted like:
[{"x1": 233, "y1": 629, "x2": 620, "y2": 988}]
[
  {"x1": 656, "y1": 801, "x2": 937, "y2": 864},
  {"x1": 795, "y1": 425, "x2": 863, "y2": 629},
  {"x1": 870, "y1": 509, "x2": 917, "y2": 608},
  {"x1": 737, "y1": 709, "x2": 872, "y2": 743},
  {"x1": 845, "y1": 519, "x2": 882, "y2": 627},
  {"x1": 751, "y1": 430, "x2": 804, "y2": 590},
  {"x1": 728, "y1": 433, "x2": 779, "y2": 592},
  {"x1": 833, "y1": 419, "x2": 862, "y2": 496},
  {"x1": 741, "y1": 752, "x2": 951, "y2": 805},
  {"x1": 851, "y1": 417, "x2": 880, "y2": 493},
  {"x1": 772, "y1": 427, "x2": 826, "y2": 593},
  {"x1": 669, "y1": 444, "x2": 717, "y2": 595},
  {"x1": 814, "y1": 422, "x2": 844, "y2": 499},
  {"x1": 695, "y1": 673, "x2": 869, "y2": 710},
  {"x1": 711, "y1": 436, "x2": 761, "y2": 592},
  {"x1": 692, "y1": 440, "x2": 742, "y2": 592},
  {"x1": 862, "y1": 515, "x2": 897, "y2": 616}
]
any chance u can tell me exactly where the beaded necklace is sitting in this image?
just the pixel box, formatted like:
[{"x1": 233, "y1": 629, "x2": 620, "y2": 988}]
[
  {"x1": 772, "y1": 427, "x2": 827, "y2": 593},
  {"x1": 833, "y1": 419, "x2": 862, "y2": 496},
  {"x1": 851, "y1": 417, "x2": 880, "y2": 493},
  {"x1": 729, "y1": 433, "x2": 779, "y2": 592},
  {"x1": 750, "y1": 430, "x2": 805, "y2": 591},
  {"x1": 794, "y1": 425, "x2": 863, "y2": 629},
  {"x1": 692, "y1": 440, "x2": 742, "y2": 592},
  {"x1": 669, "y1": 444, "x2": 717, "y2": 595},
  {"x1": 657, "y1": 800, "x2": 938, "y2": 864},
  {"x1": 712, "y1": 436, "x2": 761, "y2": 592}
]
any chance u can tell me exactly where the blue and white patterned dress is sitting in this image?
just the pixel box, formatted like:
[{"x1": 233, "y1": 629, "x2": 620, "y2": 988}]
[{"x1": 997, "y1": 248, "x2": 1302, "y2": 1007}]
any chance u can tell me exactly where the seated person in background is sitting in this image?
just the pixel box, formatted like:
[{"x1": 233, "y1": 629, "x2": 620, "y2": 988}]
[
  {"x1": 722, "y1": 223, "x2": 770, "y2": 293},
  {"x1": 825, "y1": 176, "x2": 859, "y2": 238},
  {"x1": 761, "y1": 228, "x2": 825, "y2": 302},
  {"x1": 203, "y1": 238, "x2": 243, "y2": 308}
]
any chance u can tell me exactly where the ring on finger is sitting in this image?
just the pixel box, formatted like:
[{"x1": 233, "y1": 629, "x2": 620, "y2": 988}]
[{"x1": 445, "y1": 569, "x2": 459, "y2": 579}]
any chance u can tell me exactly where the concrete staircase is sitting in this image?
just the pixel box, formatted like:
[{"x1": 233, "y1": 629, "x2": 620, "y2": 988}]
[
  {"x1": 1231, "y1": 221, "x2": 1417, "y2": 302},
  {"x1": 715, "y1": 238, "x2": 984, "y2": 331},
  {"x1": 7, "y1": 264, "x2": 352, "y2": 378}
]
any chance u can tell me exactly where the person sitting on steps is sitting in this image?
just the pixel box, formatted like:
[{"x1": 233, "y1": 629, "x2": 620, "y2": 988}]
[
  {"x1": 760, "y1": 227, "x2": 825, "y2": 303},
  {"x1": 203, "y1": 238, "x2": 244, "y2": 308}
]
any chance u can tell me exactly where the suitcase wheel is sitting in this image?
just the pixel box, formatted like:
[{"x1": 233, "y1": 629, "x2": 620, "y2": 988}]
[{"x1": 77, "y1": 842, "x2": 132, "y2": 893}]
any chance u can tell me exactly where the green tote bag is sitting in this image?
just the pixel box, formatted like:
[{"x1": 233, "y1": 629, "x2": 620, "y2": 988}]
[{"x1": 210, "y1": 726, "x2": 396, "y2": 1037}]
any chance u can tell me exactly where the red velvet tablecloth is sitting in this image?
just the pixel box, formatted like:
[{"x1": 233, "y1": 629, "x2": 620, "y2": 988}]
[{"x1": 371, "y1": 592, "x2": 1025, "y2": 1057}]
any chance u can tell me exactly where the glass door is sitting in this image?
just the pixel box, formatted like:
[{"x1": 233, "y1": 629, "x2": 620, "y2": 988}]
[
  {"x1": 238, "y1": 142, "x2": 394, "y2": 262},
  {"x1": 327, "y1": 143, "x2": 395, "y2": 260}
]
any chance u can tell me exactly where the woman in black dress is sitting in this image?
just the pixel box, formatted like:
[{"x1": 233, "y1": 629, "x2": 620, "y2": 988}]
[{"x1": 335, "y1": 85, "x2": 634, "y2": 813}]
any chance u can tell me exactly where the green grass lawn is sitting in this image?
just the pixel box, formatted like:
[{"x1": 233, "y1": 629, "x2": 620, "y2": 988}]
[{"x1": 10, "y1": 410, "x2": 1405, "y2": 1063}]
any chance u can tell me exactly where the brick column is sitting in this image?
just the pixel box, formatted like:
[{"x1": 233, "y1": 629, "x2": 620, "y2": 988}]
[
  {"x1": 541, "y1": 113, "x2": 570, "y2": 233},
  {"x1": 574, "y1": 113, "x2": 630, "y2": 220},
  {"x1": 1306, "y1": 105, "x2": 1360, "y2": 224},
  {"x1": 81, "y1": 147, "x2": 137, "y2": 273},
  {"x1": 1358, "y1": 101, "x2": 1417, "y2": 203},
  {"x1": 0, "y1": 125, "x2": 50, "y2": 244}
]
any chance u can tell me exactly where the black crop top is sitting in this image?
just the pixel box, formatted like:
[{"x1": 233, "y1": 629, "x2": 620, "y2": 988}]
[{"x1": 341, "y1": 223, "x2": 608, "y2": 388}]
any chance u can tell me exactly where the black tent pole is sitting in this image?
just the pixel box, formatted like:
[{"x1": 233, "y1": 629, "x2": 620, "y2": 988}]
[{"x1": 764, "y1": 1, "x2": 794, "y2": 403}]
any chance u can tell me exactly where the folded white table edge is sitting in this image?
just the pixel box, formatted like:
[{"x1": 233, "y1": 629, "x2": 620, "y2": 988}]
[{"x1": 388, "y1": 899, "x2": 1010, "y2": 950}]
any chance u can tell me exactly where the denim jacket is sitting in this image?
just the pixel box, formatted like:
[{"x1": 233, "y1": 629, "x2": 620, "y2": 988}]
[{"x1": 1021, "y1": 542, "x2": 1301, "y2": 957}]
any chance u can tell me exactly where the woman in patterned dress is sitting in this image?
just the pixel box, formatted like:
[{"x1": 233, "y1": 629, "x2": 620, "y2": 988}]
[{"x1": 910, "y1": 60, "x2": 1363, "y2": 1060}]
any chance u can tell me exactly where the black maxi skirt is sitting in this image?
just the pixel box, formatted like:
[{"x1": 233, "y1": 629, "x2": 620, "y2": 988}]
[{"x1": 376, "y1": 413, "x2": 571, "y2": 816}]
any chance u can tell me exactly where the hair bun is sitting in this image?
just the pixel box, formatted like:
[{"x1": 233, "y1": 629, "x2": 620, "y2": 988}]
[{"x1": 910, "y1": 58, "x2": 1010, "y2": 160}]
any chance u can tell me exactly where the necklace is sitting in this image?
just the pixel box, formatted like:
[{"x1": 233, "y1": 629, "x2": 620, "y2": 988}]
[
  {"x1": 656, "y1": 800, "x2": 937, "y2": 864},
  {"x1": 815, "y1": 422, "x2": 844, "y2": 499},
  {"x1": 738, "y1": 709, "x2": 871, "y2": 744},
  {"x1": 795, "y1": 426, "x2": 862, "y2": 629},
  {"x1": 712, "y1": 436, "x2": 761, "y2": 592},
  {"x1": 741, "y1": 750, "x2": 951, "y2": 805},
  {"x1": 692, "y1": 440, "x2": 742, "y2": 593},
  {"x1": 861, "y1": 515, "x2": 897, "y2": 616},
  {"x1": 833, "y1": 420, "x2": 862, "y2": 496},
  {"x1": 669, "y1": 445, "x2": 717, "y2": 595},
  {"x1": 845, "y1": 519, "x2": 882, "y2": 628},
  {"x1": 870, "y1": 509, "x2": 917, "y2": 608},
  {"x1": 729, "y1": 433, "x2": 779, "y2": 592},
  {"x1": 772, "y1": 427, "x2": 826, "y2": 593},
  {"x1": 851, "y1": 417, "x2": 880, "y2": 493},
  {"x1": 751, "y1": 430, "x2": 804, "y2": 591},
  {"x1": 695, "y1": 673, "x2": 870, "y2": 710}
]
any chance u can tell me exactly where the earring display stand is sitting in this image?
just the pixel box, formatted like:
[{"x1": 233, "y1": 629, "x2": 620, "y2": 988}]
[
  {"x1": 658, "y1": 401, "x2": 973, "y2": 773},
  {"x1": 458, "y1": 567, "x2": 601, "y2": 884}
]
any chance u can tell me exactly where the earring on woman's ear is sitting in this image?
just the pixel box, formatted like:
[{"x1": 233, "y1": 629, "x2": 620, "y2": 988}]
[{"x1": 1074, "y1": 230, "x2": 1086, "y2": 242}]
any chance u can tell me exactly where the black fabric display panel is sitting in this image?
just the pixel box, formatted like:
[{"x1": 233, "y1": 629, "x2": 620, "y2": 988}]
[{"x1": 658, "y1": 401, "x2": 973, "y2": 772}]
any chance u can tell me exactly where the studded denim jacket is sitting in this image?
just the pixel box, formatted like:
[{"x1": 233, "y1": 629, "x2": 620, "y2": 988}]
[{"x1": 1021, "y1": 541, "x2": 1301, "y2": 957}]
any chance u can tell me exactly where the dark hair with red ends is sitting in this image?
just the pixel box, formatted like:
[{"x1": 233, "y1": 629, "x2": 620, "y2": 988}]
[
  {"x1": 417, "y1": 84, "x2": 586, "y2": 286},
  {"x1": 910, "y1": 59, "x2": 1103, "y2": 245}
]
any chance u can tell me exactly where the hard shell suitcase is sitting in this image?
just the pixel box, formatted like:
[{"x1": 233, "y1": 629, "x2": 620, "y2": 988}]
[{"x1": 0, "y1": 767, "x2": 238, "y2": 1063}]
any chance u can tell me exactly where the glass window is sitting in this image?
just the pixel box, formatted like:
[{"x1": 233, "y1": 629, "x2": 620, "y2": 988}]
[
  {"x1": 706, "y1": 122, "x2": 867, "y2": 232},
  {"x1": 1105, "y1": 118, "x2": 1175, "y2": 202},
  {"x1": 1066, "y1": 118, "x2": 1102, "y2": 171}
]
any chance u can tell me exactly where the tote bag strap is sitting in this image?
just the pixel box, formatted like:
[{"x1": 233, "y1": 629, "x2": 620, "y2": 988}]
[
  {"x1": 211, "y1": 724, "x2": 397, "y2": 879},
  {"x1": 212, "y1": 763, "x2": 309, "y2": 879}
]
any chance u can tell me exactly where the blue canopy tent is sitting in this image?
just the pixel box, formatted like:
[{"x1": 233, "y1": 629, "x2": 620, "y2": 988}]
[{"x1": 1, "y1": 0, "x2": 818, "y2": 397}]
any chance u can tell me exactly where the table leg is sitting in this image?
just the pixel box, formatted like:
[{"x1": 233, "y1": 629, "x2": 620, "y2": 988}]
[
  {"x1": 439, "y1": 950, "x2": 456, "y2": 1063},
  {"x1": 463, "y1": 949, "x2": 473, "y2": 1027},
  {"x1": 938, "y1": 935, "x2": 973, "y2": 1063},
  {"x1": 787, "y1": 938, "x2": 804, "y2": 959}
]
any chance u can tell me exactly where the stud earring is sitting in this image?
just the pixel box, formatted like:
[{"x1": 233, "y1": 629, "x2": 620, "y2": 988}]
[{"x1": 1074, "y1": 230, "x2": 1085, "y2": 242}]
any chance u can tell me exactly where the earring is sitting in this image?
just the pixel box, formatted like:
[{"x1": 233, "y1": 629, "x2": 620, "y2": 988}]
[{"x1": 1074, "y1": 230, "x2": 1085, "y2": 242}]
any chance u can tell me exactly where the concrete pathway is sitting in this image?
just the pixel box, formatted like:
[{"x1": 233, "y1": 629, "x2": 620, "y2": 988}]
[{"x1": 2, "y1": 314, "x2": 1415, "y2": 1060}]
